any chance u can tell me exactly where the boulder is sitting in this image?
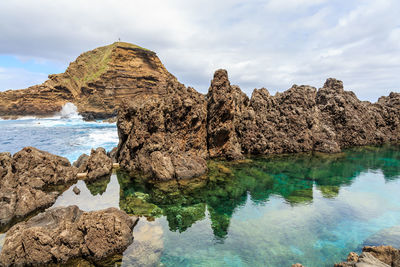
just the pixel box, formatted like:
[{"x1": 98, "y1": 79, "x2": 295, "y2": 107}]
[
  {"x1": 73, "y1": 153, "x2": 89, "y2": 168},
  {"x1": 76, "y1": 147, "x2": 113, "y2": 182},
  {"x1": 116, "y1": 80, "x2": 208, "y2": 181},
  {"x1": 0, "y1": 147, "x2": 77, "y2": 229},
  {"x1": 73, "y1": 186, "x2": 81, "y2": 195},
  {"x1": 0, "y1": 206, "x2": 138, "y2": 266},
  {"x1": 334, "y1": 246, "x2": 400, "y2": 267}
]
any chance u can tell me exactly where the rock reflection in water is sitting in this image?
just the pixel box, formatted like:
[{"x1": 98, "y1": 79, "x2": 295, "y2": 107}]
[
  {"x1": 15, "y1": 145, "x2": 400, "y2": 266},
  {"x1": 117, "y1": 145, "x2": 400, "y2": 239}
]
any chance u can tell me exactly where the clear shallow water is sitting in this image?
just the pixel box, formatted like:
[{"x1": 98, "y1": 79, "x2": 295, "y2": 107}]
[
  {"x1": 54, "y1": 146, "x2": 400, "y2": 266},
  {"x1": 1, "y1": 116, "x2": 400, "y2": 266}
]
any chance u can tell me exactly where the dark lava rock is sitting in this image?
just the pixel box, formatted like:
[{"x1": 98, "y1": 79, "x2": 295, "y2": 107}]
[
  {"x1": 116, "y1": 69, "x2": 400, "y2": 180},
  {"x1": 334, "y1": 245, "x2": 400, "y2": 267},
  {"x1": 0, "y1": 206, "x2": 138, "y2": 266},
  {"x1": 77, "y1": 147, "x2": 113, "y2": 182},
  {"x1": 0, "y1": 147, "x2": 77, "y2": 229},
  {"x1": 116, "y1": 80, "x2": 208, "y2": 181}
]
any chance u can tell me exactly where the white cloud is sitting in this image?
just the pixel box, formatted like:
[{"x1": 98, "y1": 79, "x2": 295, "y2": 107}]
[
  {"x1": 0, "y1": 67, "x2": 47, "y2": 91},
  {"x1": 0, "y1": 0, "x2": 399, "y2": 101}
]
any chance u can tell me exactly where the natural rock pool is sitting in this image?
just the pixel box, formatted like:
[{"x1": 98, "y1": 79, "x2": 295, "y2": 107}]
[
  {"x1": 1, "y1": 117, "x2": 399, "y2": 266},
  {"x1": 42, "y1": 146, "x2": 400, "y2": 266}
]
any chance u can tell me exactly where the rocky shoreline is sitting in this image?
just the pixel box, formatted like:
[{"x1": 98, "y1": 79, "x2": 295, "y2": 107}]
[
  {"x1": 115, "y1": 69, "x2": 400, "y2": 181},
  {"x1": 0, "y1": 42, "x2": 399, "y2": 266}
]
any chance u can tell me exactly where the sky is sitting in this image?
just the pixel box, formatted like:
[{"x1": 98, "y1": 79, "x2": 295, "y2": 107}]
[{"x1": 0, "y1": 0, "x2": 399, "y2": 101}]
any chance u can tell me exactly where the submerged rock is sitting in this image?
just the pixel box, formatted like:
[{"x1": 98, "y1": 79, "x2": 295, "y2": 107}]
[
  {"x1": 0, "y1": 147, "x2": 77, "y2": 230},
  {"x1": 76, "y1": 147, "x2": 113, "y2": 182},
  {"x1": 335, "y1": 245, "x2": 400, "y2": 267},
  {"x1": 0, "y1": 206, "x2": 138, "y2": 266},
  {"x1": 120, "y1": 220, "x2": 164, "y2": 267},
  {"x1": 364, "y1": 226, "x2": 400, "y2": 249}
]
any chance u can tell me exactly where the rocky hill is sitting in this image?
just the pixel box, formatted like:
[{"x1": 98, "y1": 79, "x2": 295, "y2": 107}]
[{"x1": 0, "y1": 42, "x2": 177, "y2": 120}]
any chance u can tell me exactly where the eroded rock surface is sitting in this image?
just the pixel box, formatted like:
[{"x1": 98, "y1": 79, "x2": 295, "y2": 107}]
[
  {"x1": 0, "y1": 42, "x2": 175, "y2": 120},
  {"x1": 76, "y1": 147, "x2": 113, "y2": 182},
  {"x1": 0, "y1": 206, "x2": 138, "y2": 266},
  {"x1": 116, "y1": 79, "x2": 208, "y2": 180},
  {"x1": 335, "y1": 246, "x2": 400, "y2": 267},
  {"x1": 207, "y1": 69, "x2": 246, "y2": 160},
  {"x1": 0, "y1": 147, "x2": 77, "y2": 230},
  {"x1": 117, "y1": 69, "x2": 399, "y2": 180}
]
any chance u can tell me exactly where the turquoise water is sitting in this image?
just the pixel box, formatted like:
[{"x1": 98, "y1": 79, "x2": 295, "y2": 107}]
[
  {"x1": 52, "y1": 146, "x2": 400, "y2": 267},
  {"x1": 1, "y1": 116, "x2": 400, "y2": 266}
]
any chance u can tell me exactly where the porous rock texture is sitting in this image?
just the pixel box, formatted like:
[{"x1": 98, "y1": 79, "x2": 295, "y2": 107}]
[
  {"x1": 75, "y1": 147, "x2": 113, "y2": 182},
  {"x1": 334, "y1": 245, "x2": 400, "y2": 267},
  {"x1": 117, "y1": 68, "x2": 399, "y2": 181},
  {"x1": 0, "y1": 147, "x2": 76, "y2": 229},
  {"x1": 0, "y1": 206, "x2": 138, "y2": 266},
  {"x1": 116, "y1": 79, "x2": 208, "y2": 180},
  {"x1": 0, "y1": 42, "x2": 174, "y2": 120}
]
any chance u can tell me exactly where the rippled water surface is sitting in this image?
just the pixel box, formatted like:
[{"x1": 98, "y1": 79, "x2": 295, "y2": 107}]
[
  {"x1": 0, "y1": 117, "x2": 118, "y2": 162},
  {"x1": 1, "y1": 117, "x2": 400, "y2": 267}
]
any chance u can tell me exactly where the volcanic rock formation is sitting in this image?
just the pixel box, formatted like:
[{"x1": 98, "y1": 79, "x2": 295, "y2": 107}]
[
  {"x1": 116, "y1": 81, "x2": 208, "y2": 180},
  {"x1": 117, "y1": 69, "x2": 400, "y2": 181},
  {"x1": 334, "y1": 245, "x2": 400, "y2": 266},
  {"x1": 0, "y1": 147, "x2": 77, "y2": 230},
  {"x1": 0, "y1": 42, "x2": 175, "y2": 120},
  {"x1": 0, "y1": 206, "x2": 138, "y2": 266},
  {"x1": 74, "y1": 147, "x2": 113, "y2": 182}
]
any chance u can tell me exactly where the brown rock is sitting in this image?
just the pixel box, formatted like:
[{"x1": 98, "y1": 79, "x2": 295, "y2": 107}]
[
  {"x1": 0, "y1": 206, "x2": 138, "y2": 266},
  {"x1": 73, "y1": 153, "x2": 89, "y2": 168},
  {"x1": 207, "y1": 69, "x2": 246, "y2": 160},
  {"x1": 116, "y1": 68, "x2": 399, "y2": 180},
  {"x1": 347, "y1": 252, "x2": 359, "y2": 262},
  {"x1": 107, "y1": 146, "x2": 118, "y2": 163},
  {"x1": 0, "y1": 42, "x2": 175, "y2": 120},
  {"x1": 77, "y1": 147, "x2": 113, "y2": 182},
  {"x1": 116, "y1": 80, "x2": 208, "y2": 180},
  {"x1": 73, "y1": 186, "x2": 81, "y2": 195},
  {"x1": 0, "y1": 147, "x2": 77, "y2": 229},
  {"x1": 363, "y1": 245, "x2": 400, "y2": 266},
  {"x1": 335, "y1": 245, "x2": 400, "y2": 267},
  {"x1": 221, "y1": 74, "x2": 399, "y2": 156}
]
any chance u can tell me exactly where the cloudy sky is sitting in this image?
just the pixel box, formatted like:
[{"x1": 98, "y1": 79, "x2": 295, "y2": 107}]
[{"x1": 0, "y1": 0, "x2": 399, "y2": 101}]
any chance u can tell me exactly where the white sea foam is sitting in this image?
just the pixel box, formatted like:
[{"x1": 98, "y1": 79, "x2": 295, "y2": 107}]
[
  {"x1": 57, "y1": 103, "x2": 83, "y2": 120},
  {"x1": 86, "y1": 129, "x2": 119, "y2": 148}
]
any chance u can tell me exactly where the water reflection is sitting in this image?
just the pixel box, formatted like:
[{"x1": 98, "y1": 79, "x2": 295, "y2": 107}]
[
  {"x1": 13, "y1": 145, "x2": 399, "y2": 266},
  {"x1": 117, "y1": 145, "x2": 400, "y2": 238}
]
